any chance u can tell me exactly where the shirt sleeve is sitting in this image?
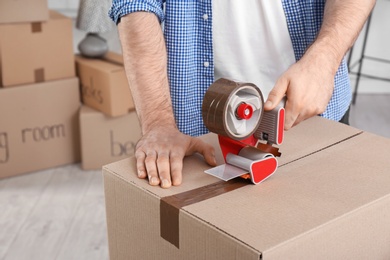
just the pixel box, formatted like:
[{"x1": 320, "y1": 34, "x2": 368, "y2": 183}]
[{"x1": 108, "y1": 0, "x2": 165, "y2": 25}]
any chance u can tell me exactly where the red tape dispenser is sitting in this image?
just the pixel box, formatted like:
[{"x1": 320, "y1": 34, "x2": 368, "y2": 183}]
[{"x1": 202, "y1": 78, "x2": 285, "y2": 184}]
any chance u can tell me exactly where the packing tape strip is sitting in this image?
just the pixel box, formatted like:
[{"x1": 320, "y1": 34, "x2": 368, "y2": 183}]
[
  {"x1": 34, "y1": 68, "x2": 45, "y2": 83},
  {"x1": 31, "y1": 22, "x2": 42, "y2": 33},
  {"x1": 160, "y1": 178, "x2": 249, "y2": 248},
  {"x1": 202, "y1": 78, "x2": 264, "y2": 140}
]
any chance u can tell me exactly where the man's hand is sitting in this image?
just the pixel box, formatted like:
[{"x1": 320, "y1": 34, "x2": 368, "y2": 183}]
[
  {"x1": 265, "y1": 0, "x2": 375, "y2": 129},
  {"x1": 135, "y1": 126, "x2": 216, "y2": 189},
  {"x1": 264, "y1": 51, "x2": 335, "y2": 130},
  {"x1": 118, "y1": 13, "x2": 217, "y2": 188}
]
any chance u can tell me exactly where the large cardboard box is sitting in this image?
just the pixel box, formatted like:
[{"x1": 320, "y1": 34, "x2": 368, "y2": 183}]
[
  {"x1": 0, "y1": 78, "x2": 81, "y2": 179},
  {"x1": 0, "y1": 0, "x2": 49, "y2": 24},
  {"x1": 75, "y1": 53, "x2": 135, "y2": 117},
  {"x1": 79, "y1": 105, "x2": 141, "y2": 170},
  {"x1": 0, "y1": 10, "x2": 75, "y2": 87},
  {"x1": 103, "y1": 117, "x2": 390, "y2": 260}
]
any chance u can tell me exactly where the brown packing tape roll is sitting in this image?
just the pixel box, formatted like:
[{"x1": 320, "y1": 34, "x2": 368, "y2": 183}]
[
  {"x1": 160, "y1": 178, "x2": 249, "y2": 248},
  {"x1": 202, "y1": 78, "x2": 264, "y2": 140}
]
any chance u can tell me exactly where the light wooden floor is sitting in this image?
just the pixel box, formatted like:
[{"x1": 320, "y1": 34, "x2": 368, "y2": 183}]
[{"x1": 0, "y1": 166, "x2": 106, "y2": 260}]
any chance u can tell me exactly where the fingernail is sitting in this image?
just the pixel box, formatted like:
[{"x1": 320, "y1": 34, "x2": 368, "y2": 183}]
[
  {"x1": 138, "y1": 170, "x2": 144, "y2": 177},
  {"x1": 161, "y1": 179, "x2": 171, "y2": 188},
  {"x1": 150, "y1": 177, "x2": 159, "y2": 185},
  {"x1": 265, "y1": 101, "x2": 272, "y2": 108}
]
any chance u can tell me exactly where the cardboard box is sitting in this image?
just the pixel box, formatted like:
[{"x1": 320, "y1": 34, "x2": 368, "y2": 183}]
[
  {"x1": 0, "y1": 78, "x2": 80, "y2": 179},
  {"x1": 79, "y1": 105, "x2": 141, "y2": 170},
  {"x1": 75, "y1": 53, "x2": 135, "y2": 117},
  {"x1": 103, "y1": 117, "x2": 390, "y2": 260},
  {"x1": 0, "y1": 10, "x2": 75, "y2": 87},
  {"x1": 0, "y1": 0, "x2": 49, "y2": 24}
]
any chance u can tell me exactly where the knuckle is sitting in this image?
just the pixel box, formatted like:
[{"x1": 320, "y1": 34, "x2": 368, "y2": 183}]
[
  {"x1": 170, "y1": 152, "x2": 183, "y2": 161},
  {"x1": 135, "y1": 151, "x2": 145, "y2": 160},
  {"x1": 157, "y1": 156, "x2": 169, "y2": 164},
  {"x1": 144, "y1": 157, "x2": 156, "y2": 164},
  {"x1": 147, "y1": 169, "x2": 158, "y2": 176},
  {"x1": 267, "y1": 92, "x2": 279, "y2": 100},
  {"x1": 146, "y1": 150, "x2": 157, "y2": 158},
  {"x1": 158, "y1": 171, "x2": 170, "y2": 179}
]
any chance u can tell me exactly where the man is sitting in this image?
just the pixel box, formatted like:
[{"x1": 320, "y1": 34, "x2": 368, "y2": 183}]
[{"x1": 109, "y1": 0, "x2": 375, "y2": 188}]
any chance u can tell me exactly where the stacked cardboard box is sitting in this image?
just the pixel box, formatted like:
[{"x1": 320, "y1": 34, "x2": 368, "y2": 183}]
[
  {"x1": 79, "y1": 105, "x2": 141, "y2": 170},
  {"x1": 76, "y1": 52, "x2": 134, "y2": 117},
  {"x1": 103, "y1": 117, "x2": 390, "y2": 260},
  {"x1": 0, "y1": 0, "x2": 49, "y2": 24},
  {"x1": 0, "y1": 4, "x2": 140, "y2": 176},
  {"x1": 76, "y1": 52, "x2": 141, "y2": 170},
  {"x1": 0, "y1": 10, "x2": 75, "y2": 87},
  {"x1": 0, "y1": 7, "x2": 80, "y2": 179}
]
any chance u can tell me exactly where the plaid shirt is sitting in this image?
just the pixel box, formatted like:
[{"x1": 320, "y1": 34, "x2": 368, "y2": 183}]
[{"x1": 109, "y1": 0, "x2": 352, "y2": 137}]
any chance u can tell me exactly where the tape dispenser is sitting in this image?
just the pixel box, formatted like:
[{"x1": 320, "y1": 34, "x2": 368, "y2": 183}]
[{"x1": 202, "y1": 78, "x2": 285, "y2": 184}]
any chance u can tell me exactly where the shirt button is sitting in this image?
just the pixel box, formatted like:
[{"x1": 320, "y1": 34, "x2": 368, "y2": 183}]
[
  {"x1": 204, "y1": 62, "x2": 209, "y2": 67},
  {"x1": 203, "y1": 14, "x2": 208, "y2": 20}
]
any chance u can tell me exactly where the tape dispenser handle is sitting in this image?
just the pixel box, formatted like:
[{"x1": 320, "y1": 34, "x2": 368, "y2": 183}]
[{"x1": 254, "y1": 96, "x2": 286, "y2": 145}]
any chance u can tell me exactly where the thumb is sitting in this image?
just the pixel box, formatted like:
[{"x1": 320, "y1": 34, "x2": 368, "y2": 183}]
[
  {"x1": 265, "y1": 76, "x2": 288, "y2": 111},
  {"x1": 188, "y1": 138, "x2": 217, "y2": 166}
]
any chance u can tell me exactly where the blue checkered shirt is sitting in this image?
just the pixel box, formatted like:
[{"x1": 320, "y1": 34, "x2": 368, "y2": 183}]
[{"x1": 109, "y1": 0, "x2": 352, "y2": 137}]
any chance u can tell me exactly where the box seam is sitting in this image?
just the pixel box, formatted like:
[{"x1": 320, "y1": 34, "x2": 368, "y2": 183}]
[{"x1": 279, "y1": 131, "x2": 363, "y2": 168}]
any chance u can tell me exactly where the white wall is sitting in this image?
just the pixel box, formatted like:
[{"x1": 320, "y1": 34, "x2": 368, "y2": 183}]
[
  {"x1": 48, "y1": 0, "x2": 79, "y2": 18},
  {"x1": 48, "y1": 0, "x2": 121, "y2": 54},
  {"x1": 349, "y1": 0, "x2": 390, "y2": 94}
]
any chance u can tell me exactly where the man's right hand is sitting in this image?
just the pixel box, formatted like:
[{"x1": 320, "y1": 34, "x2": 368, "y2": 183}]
[
  {"x1": 118, "y1": 13, "x2": 216, "y2": 188},
  {"x1": 135, "y1": 126, "x2": 217, "y2": 189}
]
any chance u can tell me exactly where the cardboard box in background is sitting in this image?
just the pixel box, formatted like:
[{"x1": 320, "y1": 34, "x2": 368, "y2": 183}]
[
  {"x1": 0, "y1": 10, "x2": 75, "y2": 87},
  {"x1": 103, "y1": 117, "x2": 390, "y2": 260},
  {"x1": 0, "y1": 0, "x2": 49, "y2": 24},
  {"x1": 0, "y1": 78, "x2": 81, "y2": 179},
  {"x1": 75, "y1": 53, "x2": 135, "y2": 117},
  {"x1": 79, "y1": 105, "x2": 141, "y2": 170}
]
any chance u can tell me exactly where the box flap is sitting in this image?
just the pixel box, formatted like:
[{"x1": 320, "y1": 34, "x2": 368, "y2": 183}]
[
  {"x1": 0, "y1": 10, "x2": 74, "y2": 87},
  {"x1": 103, "y1": 117, "x2": 363, "y2": 198},
  {"x1": 278, "y1": 116, "x2": 362, "y2": 165},
  {"x1": 184, "y1": 131, "x2": 390, "y2": 257}
]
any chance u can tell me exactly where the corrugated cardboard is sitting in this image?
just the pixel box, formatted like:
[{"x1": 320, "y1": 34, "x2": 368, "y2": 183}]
[
  {"x1": 0, "y1": 10, "x2": 74, "y2": 87},
  {"x1": 0, "y1": 78, "x2": 81, "y2": 179},
  {"x1": 103, "y1": 117, "x2": 390, "y2": 259},
  {"x1": 79, "y1": 105, "x2": 141, "y2": 170},
  {"x1": 0, "y1": 0, "x2": 48, "y2": 24},
  {"x1": 75, "y1": 53, "x2": 135, "y2": 117}
]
